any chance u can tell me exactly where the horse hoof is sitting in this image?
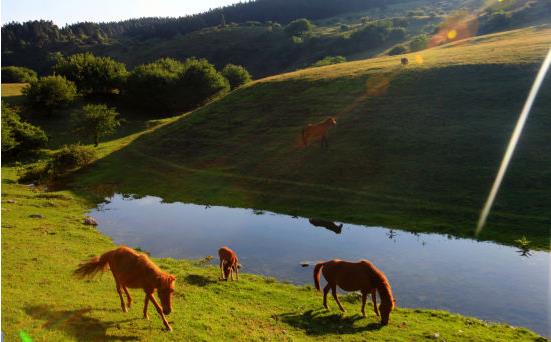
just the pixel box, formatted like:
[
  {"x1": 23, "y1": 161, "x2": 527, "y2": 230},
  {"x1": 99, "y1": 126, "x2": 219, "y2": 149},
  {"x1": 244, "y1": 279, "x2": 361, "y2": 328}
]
[{"x1": 166, "y1": 326, "x2": 173, "y2": 332}]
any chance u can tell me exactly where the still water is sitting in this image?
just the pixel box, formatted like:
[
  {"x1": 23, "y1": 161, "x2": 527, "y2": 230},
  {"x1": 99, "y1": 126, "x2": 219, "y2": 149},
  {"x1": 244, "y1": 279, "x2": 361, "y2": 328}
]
[{"x1": 90, "y1": 194, "x2": 550, "y2": 336}]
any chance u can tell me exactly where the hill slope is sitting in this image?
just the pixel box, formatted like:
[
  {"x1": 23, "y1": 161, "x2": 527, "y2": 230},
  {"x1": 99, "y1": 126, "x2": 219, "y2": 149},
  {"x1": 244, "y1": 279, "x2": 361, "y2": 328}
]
[{"x1": 74, "y1": 26, "x2": 551, "y2": 249}]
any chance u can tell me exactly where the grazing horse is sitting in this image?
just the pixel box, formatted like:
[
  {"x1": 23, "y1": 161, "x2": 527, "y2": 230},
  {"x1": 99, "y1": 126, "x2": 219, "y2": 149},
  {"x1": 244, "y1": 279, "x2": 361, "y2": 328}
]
[
  {"x1": 314, "y1": 259, "x2": 395, "y2": 325},
  {"x1": 302, "y1": 117, "x2": 337, "y2": 148},
  {"x1": 308, "y1": 218, "x2": 343, "y2": 234},
  {"x1": 74, "y1": 246, "x2": 176, "y2": 331},
  {"x1": 401, "y1": 57, "x2": 409, "y2": 65},
  {"x1": 218, "y1": 246, "x2": 240, "y2": 281}
]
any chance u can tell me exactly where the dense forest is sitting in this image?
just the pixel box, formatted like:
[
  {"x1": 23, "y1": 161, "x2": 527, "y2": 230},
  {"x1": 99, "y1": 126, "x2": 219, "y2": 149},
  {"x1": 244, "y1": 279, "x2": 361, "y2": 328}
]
[{"x1": 2, "y1": 0, "x2": 549, "y2": 77}]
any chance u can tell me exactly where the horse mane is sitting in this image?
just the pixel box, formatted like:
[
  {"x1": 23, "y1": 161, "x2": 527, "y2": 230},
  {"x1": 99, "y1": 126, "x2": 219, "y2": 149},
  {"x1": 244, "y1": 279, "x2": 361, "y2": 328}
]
[
  {"x1": 364, "y1": 260, "x2": 394, "y2": 308},
  {"x1": 373, "y1": 266, "x2": 394, "y2": 309}
]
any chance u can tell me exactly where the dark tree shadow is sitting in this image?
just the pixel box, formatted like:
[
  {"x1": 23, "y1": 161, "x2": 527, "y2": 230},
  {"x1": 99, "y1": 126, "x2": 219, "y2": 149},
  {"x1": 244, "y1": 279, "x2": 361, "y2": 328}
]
[
  {"x1": 278, "y1": 309, "x2": 382, "y2": 335},
  {"x1": 25, "y1": 305, "x2": 140, "y2": 341},
  {"x1": 184, "y1": 274, "x2": 217, "y2": 287}
]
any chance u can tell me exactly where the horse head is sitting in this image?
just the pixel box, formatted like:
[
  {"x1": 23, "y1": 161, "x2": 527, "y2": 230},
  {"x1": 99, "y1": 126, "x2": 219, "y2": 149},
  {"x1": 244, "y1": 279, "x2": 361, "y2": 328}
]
[
  {"x1": 158, "y1": 274, "x2": 176, "y2": 315},
  {"x1": 327, "y1": 117, "x2": 337, "y2": 126},
  {"x1": 379, "y1": 297, "x2": 395, "y2": 325}
]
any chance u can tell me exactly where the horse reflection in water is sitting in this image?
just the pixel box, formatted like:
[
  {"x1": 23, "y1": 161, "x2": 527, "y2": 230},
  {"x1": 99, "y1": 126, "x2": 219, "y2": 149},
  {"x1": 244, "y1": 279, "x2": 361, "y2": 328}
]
[{"x1": 309, "y1": 218, "x2": 343, "y2": 234}]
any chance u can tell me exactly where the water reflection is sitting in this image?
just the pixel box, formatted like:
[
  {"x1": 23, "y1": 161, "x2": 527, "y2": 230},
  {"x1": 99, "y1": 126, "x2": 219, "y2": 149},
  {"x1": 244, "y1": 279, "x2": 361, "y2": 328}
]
[
  {"x1": 308, "y1": 218, "x2": 343, "y2": 234},
  {"x1": 90, "y1": 194, "x2": 550, "y2": 336}
]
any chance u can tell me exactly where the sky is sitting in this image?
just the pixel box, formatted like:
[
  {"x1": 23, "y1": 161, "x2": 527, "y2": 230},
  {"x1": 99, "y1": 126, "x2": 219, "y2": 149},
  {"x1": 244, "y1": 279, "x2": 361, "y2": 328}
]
[{"x1": 1, "y1": 0, "x2": 245, "y2": 26}]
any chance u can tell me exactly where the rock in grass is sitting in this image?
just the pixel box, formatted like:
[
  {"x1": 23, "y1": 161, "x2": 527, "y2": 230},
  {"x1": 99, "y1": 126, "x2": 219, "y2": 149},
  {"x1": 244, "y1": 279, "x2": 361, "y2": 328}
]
[{"x1": 84, "y1": 216, "x2": 98, "y2": 225}]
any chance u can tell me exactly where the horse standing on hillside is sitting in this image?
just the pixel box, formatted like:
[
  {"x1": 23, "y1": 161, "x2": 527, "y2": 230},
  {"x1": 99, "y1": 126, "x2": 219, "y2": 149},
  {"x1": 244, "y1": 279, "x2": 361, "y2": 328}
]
[
  {"x1": 314, "y1": 259, "x2": 395, "y2": 325},
  {"x1": 218, "y1": 246, "x2": 240, "y2": 281},
  {"x1": 74, "y1": 246, "x2": 176, "y2": 331},
  {"x1": 302, "y1": 117, "x2": 337, "y2": 148}
]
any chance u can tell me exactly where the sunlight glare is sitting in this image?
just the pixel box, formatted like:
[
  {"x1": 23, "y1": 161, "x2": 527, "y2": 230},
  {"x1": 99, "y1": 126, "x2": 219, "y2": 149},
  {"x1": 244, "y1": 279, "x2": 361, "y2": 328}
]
[{"x1": 476, "y1": 47, "x2": 551, "y2": 236}]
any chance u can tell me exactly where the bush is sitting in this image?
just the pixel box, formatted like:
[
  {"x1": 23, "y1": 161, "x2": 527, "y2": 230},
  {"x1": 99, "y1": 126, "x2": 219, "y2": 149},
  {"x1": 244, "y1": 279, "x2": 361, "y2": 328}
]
[
  {"x1": 75, "y1": 104, "x2": 121, "y2": 146},
  {"x1": 351, "y1": 22, "x2": 392, "y2": 48},
  {"x1": 18, "y1": 162, "x2": 52, "y2": 184},
  {"x1": 409, "y1": 34, "x2": 429, "y2": 52},
  {"x1": 1, "y1": 103, "x2": 48, "y2": 156},
  {"x1": 222, "y1": 64, "x2": 252, "y2": 90},
  {"x1": 1, "y1": 66, "x2": 37, "y2": 83},
  {"x1": 51, "y1": 144, "x2": 96, "y2": 174},
  {"x1": 125, "y1": 58, "x2": 229, "y2": 113},
  {"x1": 177, "y1": 59, "x2": 230, "y2": 108},
  {"x1": 284, "y1": 18, "x2": 313, "y2": 36},
  {"x1": 388, "y1": 45, "x2": 408, "y2": 56},
  {"x1": 311, "y1": 56, "x2": 347, "y2": 67},
  {"x1": 23, "y1": 75, "x2": 77, "y2": 111},
  {"x1": 54, "y1": 53, "x2": 127, "y2": 95}
]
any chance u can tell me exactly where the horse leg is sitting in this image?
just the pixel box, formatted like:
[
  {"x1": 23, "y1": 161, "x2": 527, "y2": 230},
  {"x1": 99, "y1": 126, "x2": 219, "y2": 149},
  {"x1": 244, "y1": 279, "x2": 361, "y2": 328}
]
[
  {"x1": 331, "y1": 285, "x2": 345, "y2": 312},
  {"x1": 143, "y1": 294, "x2": 150, "y2": 320},
  {"x1": 148, "y1": 293, "x2": 172, "y2": 331},
  {"x1": 323, "y1": 284, "x2": 330, "y2": 309},
  {"x1": 371, "y1": 290, "x2": 379, "y2": 317},
  {"x1": 235, "y1": 265, "x2": 239, "y2": 281},
  {"x1": 115, "y1": 280, "x2": 127, "y2": 313},
  {"x1": 219, "y1": 260, "x2": 225, "y2": 280},
  {"x1": 123, "y1": 286, "x2": 132, "y2": 309},
  {"x1": 361, "y1": 290, "x2": 368, "y2": 317}
]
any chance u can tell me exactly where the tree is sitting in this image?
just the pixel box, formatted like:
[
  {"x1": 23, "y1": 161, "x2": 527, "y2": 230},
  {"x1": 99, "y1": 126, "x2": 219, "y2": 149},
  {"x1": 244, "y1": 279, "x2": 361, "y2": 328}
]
[
  {"x1": 23, "y1": 75, "x2": 77, "y2": 112},
  {"x1": 76, "y1": 104, "x2": 120, "y2": 146},
  {"x1": 284, "y1": 18, "x2": 313, "y2": 36},
  {"x1": 54, "y1": 53, "x2": 127, "y2": 95},
  {"x1": 221, "y1": 64, "x2": 252, "y2": 90},
  {"x1": 1, "y1": 102, "x2": 47, "y2": 156},
  {"x1": 1, "y1": 66, "x2": 37, "y2": 83},
  {"x1": 124, "y1": 57, "x2": 229, "y2": 113}
]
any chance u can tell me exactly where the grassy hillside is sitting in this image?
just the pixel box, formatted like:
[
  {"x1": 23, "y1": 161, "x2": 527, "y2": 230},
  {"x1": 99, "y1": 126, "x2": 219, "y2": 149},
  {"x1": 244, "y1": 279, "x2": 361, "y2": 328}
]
[
  {"x1": 69, "y1": 26, "x2": 551, "y2": 249},
  {"x1": 1, "y1": 169, "x2": 546, "y2": 341}
]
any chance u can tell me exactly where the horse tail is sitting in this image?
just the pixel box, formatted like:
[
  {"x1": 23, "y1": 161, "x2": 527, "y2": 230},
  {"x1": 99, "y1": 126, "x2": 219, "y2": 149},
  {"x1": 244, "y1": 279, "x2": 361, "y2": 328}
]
[
  {"x1": 313, "y1": 262, "x2": 326, "y2": 291},
  {"x1": 73, "y1": 251, "x2": 111, "y2": 279}
]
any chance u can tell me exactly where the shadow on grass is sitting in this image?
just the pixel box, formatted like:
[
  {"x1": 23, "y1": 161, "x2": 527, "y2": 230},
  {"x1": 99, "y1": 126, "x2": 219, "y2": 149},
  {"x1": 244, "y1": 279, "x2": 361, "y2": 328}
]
[
  {"x1": 184, "y1": 274, "x2": 217, "y2": 287},
  {"x1": 279, "y1": 309, "x2": 382, "y2": 335},
  {"x1": 25, "y1": 305, "x2": 140, "y2": 341}
]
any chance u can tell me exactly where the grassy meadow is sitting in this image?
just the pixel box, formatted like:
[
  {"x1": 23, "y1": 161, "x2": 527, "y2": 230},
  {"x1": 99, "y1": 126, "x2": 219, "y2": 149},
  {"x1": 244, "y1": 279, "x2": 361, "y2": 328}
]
[
  {"x1": 63, "y1": 26, "x2": 551, "y2": 249},
  {"x1": 2, "y1": 24, "x2": 550, "y2": 341},
  {"x1": 1, "y1": 169, "x2": 547, "y2": 341}
]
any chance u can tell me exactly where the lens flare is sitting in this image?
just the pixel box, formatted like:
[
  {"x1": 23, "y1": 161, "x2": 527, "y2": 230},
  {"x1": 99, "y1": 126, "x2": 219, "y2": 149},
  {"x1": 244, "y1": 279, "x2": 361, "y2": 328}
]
[
  {"x1": 476, "y1": 47, "x2": 551, "y2": 236},
  {"x1": 415, "y1": 55, "x2": 424, "y2": 64},
  {"x1": 447, "y1": 29, "x2": 457, "y2": 40}
]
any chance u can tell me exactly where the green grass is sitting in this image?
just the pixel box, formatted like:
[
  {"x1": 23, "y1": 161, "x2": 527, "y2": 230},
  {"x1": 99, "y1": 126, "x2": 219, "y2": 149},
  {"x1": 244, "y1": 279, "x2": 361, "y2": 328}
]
[
  {"x1": 1, "y1": 169, "x2": 547, "y2": 341},
  {"x1": 66, "y1": 26, "x2": 551, "y2": 250}
]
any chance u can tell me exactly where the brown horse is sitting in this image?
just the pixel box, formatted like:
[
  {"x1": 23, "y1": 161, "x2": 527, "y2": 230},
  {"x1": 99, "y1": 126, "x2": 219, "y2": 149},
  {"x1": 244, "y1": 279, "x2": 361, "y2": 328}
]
[
  {"x1": 74, "y1": 246, "x2": 176, "y2": 331},
  {"x1": 218, "y1": 246, "x2": 240, "y2": 281},
  {"x1": 302, "y1": 117, "x2": 337, "y2": 148},
  {"x1": 314, "y1": 259, "x2": 395, "y2": 325}
]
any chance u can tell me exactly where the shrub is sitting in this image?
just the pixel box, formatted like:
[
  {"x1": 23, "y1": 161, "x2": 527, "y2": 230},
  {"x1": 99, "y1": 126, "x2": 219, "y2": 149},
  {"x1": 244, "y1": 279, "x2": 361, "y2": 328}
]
[
  {"x1": 311, "y1": 56, "x2": 347, "y2": 67},
  {"x1": 1, "y1": 103, "x2": 48, "y2": 156},
  {"x1": 51, "y1": 144, "x2": 96, "y2": 174},
  {"x1": 18, "y1": 162, "x2": 52, "y2": 184},
  {"x1": 1, "y1": 66, "x2": 37, "y2": 83},
  {"x1": 409, "y1": 34, "x2": 429, "y2": 52},
  {"x1": 222, "y1": 64, "x2": 252, "y2": 90},
  {"x1": 177, "y1": 59, "x2": 230, "y2": 109},
  {"x1": 75, "y1": 104, "x2": 121, "y2": 146},
  {"x1": 54, "y1": 53, "x2": 127, "y2": 95},
  {"x1": 388, "y1": 45, "x2": 408, "y2": 56},
  {"x1": 23, "y1": 75, "x2": 77, "y2": 111},
  {"x1": 351, "y1": 22, "x2": 392, "y2": 48},
  {"x1": 284, "y1": 18, "x2": 313, "y2": 36},
  {"x1": 125, "y1": 58, "x2": 229, "y2": 113}
]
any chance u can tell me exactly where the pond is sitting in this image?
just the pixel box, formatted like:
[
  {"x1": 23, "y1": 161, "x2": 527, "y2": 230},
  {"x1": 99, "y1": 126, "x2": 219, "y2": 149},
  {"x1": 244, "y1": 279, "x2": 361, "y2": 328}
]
[{"x1": 90, "y1": 194, "x2": 550, "y2": 337}]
